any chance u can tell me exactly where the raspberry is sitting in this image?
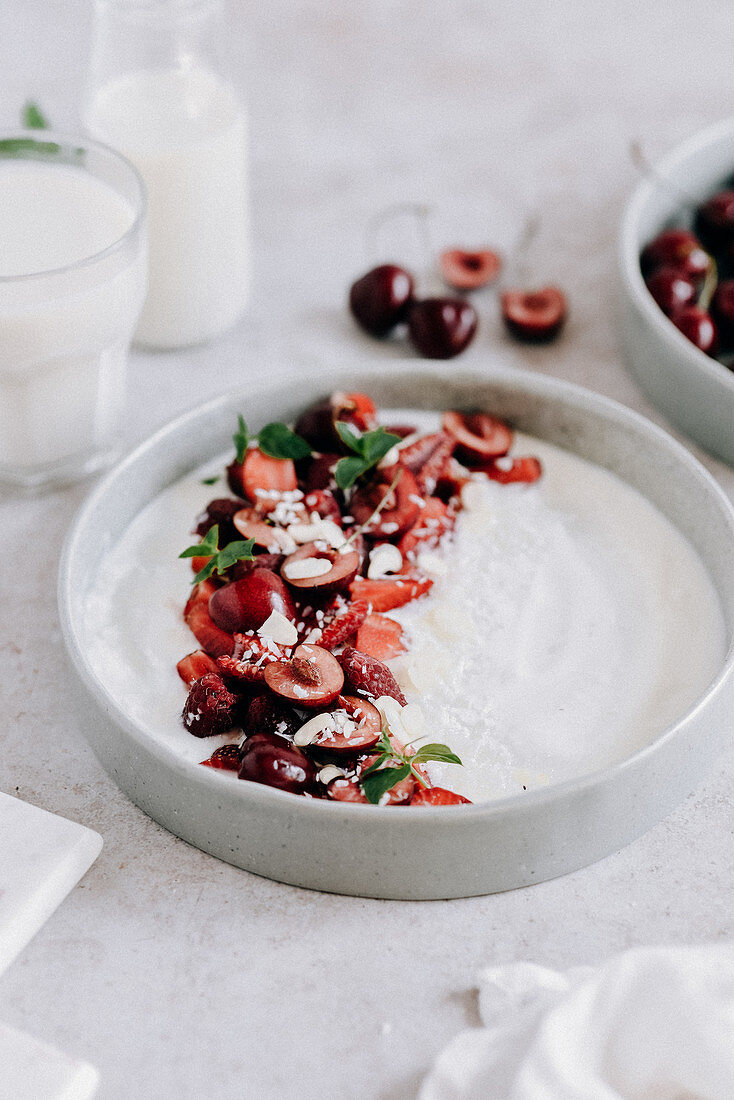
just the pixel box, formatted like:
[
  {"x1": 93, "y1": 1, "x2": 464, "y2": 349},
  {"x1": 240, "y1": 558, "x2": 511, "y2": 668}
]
[
  {"x1": 319, "y1": 600, "x2": 370, "y2": 650},
  {"x1": 182, "y1": 673, "x2": 239, "y2": 737},
  {"x1": 244, "y1": 691, "x2": 298, "y2": 739},
  {"x1": 217, "y1": 632, "x2": 284, "y2": 683},
  {"x1": 338, "y1": 646, "x2": 407, "y2": 705}
]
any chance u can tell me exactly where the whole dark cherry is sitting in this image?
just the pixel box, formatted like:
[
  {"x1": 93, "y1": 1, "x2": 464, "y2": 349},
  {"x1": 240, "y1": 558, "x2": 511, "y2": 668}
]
[
  {"x1": 644, "y1": 266, "x2": 697, "y2": 316},
  {"x1": 640, "y1": 229, "x2": 710, "y2": 283},
  {"x1": 694, "y1": 190, "x2": 734, "y2": 252},
  {"x1": 349, "y1": 264, "x2": 414, "y2": 336},
  {"x1": 671, "y1": 306, "x2": 719, "y2": 356},
  {"x1": 711, "y1": 278, "x2": 734, "y2": 345},
  {"x1": 407, "y1": 297, "x2": 477, "y2": 358}
]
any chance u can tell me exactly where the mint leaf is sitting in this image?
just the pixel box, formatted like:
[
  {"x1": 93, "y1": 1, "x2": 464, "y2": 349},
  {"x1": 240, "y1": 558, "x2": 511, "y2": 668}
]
[
  {"x1": 334, "y1": 425, "x2": 402, "y2": 491},
  {"x1": 257, "y1": 422, "x2": 312, "y2": 461},
  {"x1": 335, "y1": 420, "x2": 364, "y2": 454},
  {"x1": 201, "y1": 475, "x2": 220, "y2": 486},
  {"x1": 233, "y1": 415, "x2": 250, "y2": 464},
  {"x1": 412, "y1": 743, "x2": 463, "y2": 766},
  {"x1": 334, "y1": 455, "x2": 369, "y2": 492},
  {"x1": 180, "y1": 525, "x2": 219, "y2": 559},
  {"x1": 362, "y1": 763, "x2": 411, "y2": 804},
  {"x1": 0, "y1": 137, "x2": 61, "y2": 157},
  {"x1": 22, "y1": 101, "x2": 48, "y2": 129},
  {"x1": 179, "y1": 524, "x2": 255, "y2": 584}
]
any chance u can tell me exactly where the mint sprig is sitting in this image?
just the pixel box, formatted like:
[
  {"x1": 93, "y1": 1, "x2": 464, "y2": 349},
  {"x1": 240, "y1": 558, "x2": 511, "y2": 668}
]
[
  {"x1": 360, "y1": 729, "x2": 463, "y2": 804},
  {"x1": 22, "y1": 101, "x2": 49, "y2": 129},
  {"x1": 179, "y1": 524, "x2": 255, "y2": 585},
  {"x1": 334, "y1": 424, "x2": 402, "y2": 491},
  {"x1": 232, "y1": 415, "x2": 312, "y2": 464}
]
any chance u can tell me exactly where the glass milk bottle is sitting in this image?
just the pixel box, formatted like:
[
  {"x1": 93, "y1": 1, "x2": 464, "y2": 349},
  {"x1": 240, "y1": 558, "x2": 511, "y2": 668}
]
[{"x1": 83, "y1": 0, "x2": 250, "y2": 349}]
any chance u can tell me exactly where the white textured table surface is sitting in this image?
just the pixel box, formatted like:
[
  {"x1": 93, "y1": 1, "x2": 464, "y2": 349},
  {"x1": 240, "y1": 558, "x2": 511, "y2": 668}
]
[{"x1": 1, "y1": 2, "x2": 733, "y2": 1097}]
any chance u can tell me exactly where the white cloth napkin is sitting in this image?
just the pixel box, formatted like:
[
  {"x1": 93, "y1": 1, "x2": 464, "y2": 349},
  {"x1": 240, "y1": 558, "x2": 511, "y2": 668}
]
[{"x1": 420, "y1": 945, "x2": 734, "y2": 1100}]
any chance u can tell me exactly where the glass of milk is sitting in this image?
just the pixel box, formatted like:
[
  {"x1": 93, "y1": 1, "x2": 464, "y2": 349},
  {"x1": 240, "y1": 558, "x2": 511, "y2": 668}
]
[
  {"x1": 83, "y1": 0, "x2": 250, "y2": 350},
  {"x1": 0, "y1": 132, "x2": 146, "y2": 491}
]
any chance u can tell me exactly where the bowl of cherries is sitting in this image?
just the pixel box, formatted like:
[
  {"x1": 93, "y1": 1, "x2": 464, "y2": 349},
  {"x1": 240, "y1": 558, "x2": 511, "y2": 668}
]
[{"x1": 619, "y1": 118, "x2": 734, "y2": 466}]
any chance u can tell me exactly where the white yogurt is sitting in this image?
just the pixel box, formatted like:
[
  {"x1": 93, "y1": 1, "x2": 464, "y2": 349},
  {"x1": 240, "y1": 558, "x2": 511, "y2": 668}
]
[
  {"x1": 0, "y1": 158, "x2": 144, "y2": 473},
  {"x1": 83, "y1": 432, "x2": 727, "y2": 800},
  {"x1": 85, "y1": 66, "x2": 250, "y2": 349}
]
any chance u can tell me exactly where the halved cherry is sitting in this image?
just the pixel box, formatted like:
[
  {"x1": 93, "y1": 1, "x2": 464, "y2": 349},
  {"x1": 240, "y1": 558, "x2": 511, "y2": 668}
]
[
  {"x1": 281, "y1": 541, "x2": 360, "y2": 593},
  {"x1": 233, "y1": 508, "x2": 296, "y2": 552},
  {"x1": 304, "y1": 453, "x2": 341, "y2": 491},
  {"x1": 264, "y1": 643, "x2": 344, "y2": 708},
  {"x1": 349, "y1": 466, "x2": 421, "y2": 539},
  {"x1": 238, "y1": 732, "x2": 317, "y2": 795},
  {"x1": 440, "y1": 248, "x2": 501, "y2": 290},
  {"x1": 500, "y1": 286, "x2": 566, "y2": 342},
  {"x1": 308, "y1": 695, "x2": 382, "y2": 753},
  {"x1": 209, "y1": 568, "x2": 296, "y2": 634},
  {"x1": 327, "y1": 777, "x2": 368, "y2": 803},
  {"x1": 481, "y1": 456, "x2": 542, "y2": 484},
  {"x1": 442, "y1": 410, "x2": 512, "y2": 463}
]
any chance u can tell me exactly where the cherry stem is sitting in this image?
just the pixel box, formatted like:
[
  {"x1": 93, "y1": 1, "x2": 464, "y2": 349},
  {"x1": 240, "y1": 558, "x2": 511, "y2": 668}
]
[
  {"x1": 698, "y1": 257, "x2": 718, "y2": 313},
  {"x1": 629, "y1": 140, "x2": 697, "y2": 210},
  {"x1": 340, "y1": 468, "x2": 403, "y2": 550},
  {"x1": 500, "y1": 213, "x2": 541, "y2": 288},
  {"x1": 366, "y1": 202, "x2": 436, "y2": 287}
]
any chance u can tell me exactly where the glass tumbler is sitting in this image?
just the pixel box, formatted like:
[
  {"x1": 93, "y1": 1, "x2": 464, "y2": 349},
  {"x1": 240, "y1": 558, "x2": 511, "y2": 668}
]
[{"x1": 0, "y1": 132, "x2": 146, "y2": 490}]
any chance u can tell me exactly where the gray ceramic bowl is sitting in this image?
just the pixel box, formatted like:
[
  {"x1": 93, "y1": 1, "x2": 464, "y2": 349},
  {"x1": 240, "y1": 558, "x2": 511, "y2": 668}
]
[
  {"x1": 619, "y1": 117, "x2": 734, "y2": 466},
  {"x1": 58, "y1": 363, "x2": 734, "y2": 899}
]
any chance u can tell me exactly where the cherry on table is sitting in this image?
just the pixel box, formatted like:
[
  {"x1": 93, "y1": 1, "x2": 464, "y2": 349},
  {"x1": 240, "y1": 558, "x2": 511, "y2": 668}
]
[
  {"x1": 407, "y1": 297, "x2": 477, "y2": 359},
  {"x1": 671, "y1": 305, "x2": 719, "y2": 356},
  {"x1": 349, "y1": 264, "x2": 415, "y2": 336},
  {"x1": 440, "y1": 248, "x2": 501, "y2": 290},
  {"x1": 500, "y1": 286, "x2": 566, "y2": 343}
]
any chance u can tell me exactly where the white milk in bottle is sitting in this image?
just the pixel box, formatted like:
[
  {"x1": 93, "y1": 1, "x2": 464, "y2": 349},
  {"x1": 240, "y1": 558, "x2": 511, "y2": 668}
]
[{"x1": 84, "y1": 1, "x2": 250, "y2": 349}]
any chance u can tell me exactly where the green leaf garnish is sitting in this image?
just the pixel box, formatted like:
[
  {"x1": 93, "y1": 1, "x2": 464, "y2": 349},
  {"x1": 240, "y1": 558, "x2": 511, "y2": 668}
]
[
  {"x1": 22, "y1": 101, "x2": 49, "y2": 129},
  {"x1": 334, "y1": 425, "x2": 402, "y2": 491},
  {"x1": 359, "y1": 727, "x2": 463, "y2": 804},
  {"x1": 179, "y1": 524, "x2": 255, "y2": 584},
  {"x1": 257, "y1": 422, "x2": 312, "y2": 461},
  {"x1": 233, "y1": 415, "x2": 250, "y2": 464},
  {"x1": 201, "y1": 475, "x2": 220, "y2": 486}
]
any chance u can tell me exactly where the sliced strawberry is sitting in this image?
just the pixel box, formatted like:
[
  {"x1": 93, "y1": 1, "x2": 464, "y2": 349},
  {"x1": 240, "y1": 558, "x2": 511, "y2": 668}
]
[
  {"x1": 397, "y1": 496, "x2": 453, "y2": 560},
  {"x1": 397, "y1": 431, "x2": 449, "y2": 474},
  {"x1": 338, "y1": 646, "x2": 407, "y2": 705},
  {"x1": 241, "y1": 447, "x2": 298, "y2": 502},
  {"x1": 200, "y1": 744, "x2": 241, "y2": 771},
  {"x1": 349, "y1": 573, "x2": 432, "y2": 612},
  {"x1": 435, "y1": 456, "x2": 472, "y2": 502},
  {"x1": 177, "y1": 649, "x2": 219, "y2": 686},
  {"x1": 190, "y1": 554, "x2": 212, "y2": 576},
  {"x1": 327, "y1": 777, "x2": 368, "y2": 803},
  {"x1": 411, "y1": 786, "x2": 472, "y2": 805},
  {"x1": 184, "y1": 581, "x2": 235, "y2": 658},
  {"x1": 355, "y1": 613, "x2": 405, "y2": 661},
  {"x1": 482, "y1": 456, "x2": 542, "y2": 484},
  {"x1": 319, "y1": 600, "x2": 370, "y2": 650},
  {"x1": 217, "y1": 631, "x2": 286, "y2": 683},
  {"x1": 415, "y1": 435, "x2": 454, "y2": 496},
  {"x1": 342, "y1": 391, "x2": 377, "y2": 431}
]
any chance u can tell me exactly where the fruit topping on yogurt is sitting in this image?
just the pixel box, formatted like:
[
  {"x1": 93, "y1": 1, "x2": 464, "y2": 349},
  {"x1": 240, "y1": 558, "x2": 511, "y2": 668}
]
[{"x1": 176, "y1": 390, "x2": 543, "y2": 805}]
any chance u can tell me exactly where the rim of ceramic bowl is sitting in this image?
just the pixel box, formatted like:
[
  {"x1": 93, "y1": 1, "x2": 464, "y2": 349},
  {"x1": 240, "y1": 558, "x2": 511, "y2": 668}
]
[
  {"x1": 619, "y1": 116, "x2": 734, "y2": 398},
  {"x1": 58, "y1": 363, "x2": 734, "y2": 832}
]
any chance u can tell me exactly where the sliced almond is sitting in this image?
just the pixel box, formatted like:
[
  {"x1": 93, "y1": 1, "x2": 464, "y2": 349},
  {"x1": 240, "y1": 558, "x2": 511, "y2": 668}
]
[
  {"x1": 294, "y1": 712, "x2": 335, "y2": 747},
  {"x1": 317, "y1": 764, "x2": 347, "y2": 785},
  {"x1": 257, "y1": 610, "x2": 298, "y2": 646},
  {"x1": 367, "y1": 543, "x2": 403, "y2": 579},
  {"x1": 282, "y1": 556, "x2": 334, "y2": 581}
]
